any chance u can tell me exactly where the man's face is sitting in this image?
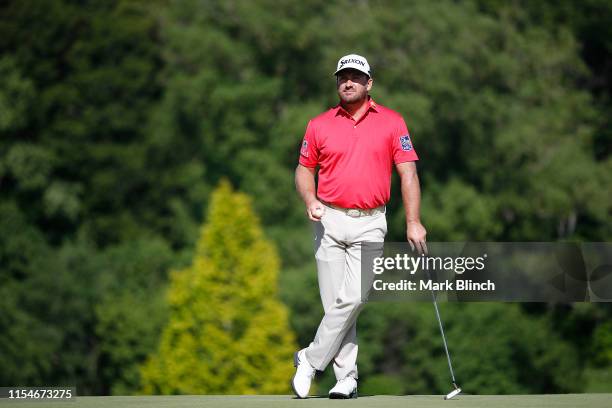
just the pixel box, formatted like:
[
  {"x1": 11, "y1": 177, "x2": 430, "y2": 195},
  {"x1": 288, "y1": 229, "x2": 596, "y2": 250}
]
[{"x1": 336, "y1": 69, "x2": 373, "y2": 104}]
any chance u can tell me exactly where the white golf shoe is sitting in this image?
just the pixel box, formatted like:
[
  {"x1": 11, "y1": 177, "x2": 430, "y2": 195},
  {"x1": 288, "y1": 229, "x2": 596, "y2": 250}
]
[
  {"x1": 329, "y1": 376, "x2": 358, "y2": 399},
  {"x1": 291, "y1": 349, "x2": 316, "y2": 399}
]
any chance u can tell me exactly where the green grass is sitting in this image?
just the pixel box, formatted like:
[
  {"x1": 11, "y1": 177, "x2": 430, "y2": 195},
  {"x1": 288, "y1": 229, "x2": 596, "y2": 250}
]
[{"x1": 1, "y1": 394, "x2": 611, "y2": 408}]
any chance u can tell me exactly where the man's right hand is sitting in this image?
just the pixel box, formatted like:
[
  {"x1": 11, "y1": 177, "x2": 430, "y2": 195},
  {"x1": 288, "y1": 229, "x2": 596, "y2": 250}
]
[{"x1": 306, "y1": 200, "x2": 325, "y2": 222}]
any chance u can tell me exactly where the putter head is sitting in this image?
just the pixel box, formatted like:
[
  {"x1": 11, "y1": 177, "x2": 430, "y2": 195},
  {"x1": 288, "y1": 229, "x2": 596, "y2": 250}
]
[{"x1": 444, "y1": 387, "x2": 461, "y2": 400}]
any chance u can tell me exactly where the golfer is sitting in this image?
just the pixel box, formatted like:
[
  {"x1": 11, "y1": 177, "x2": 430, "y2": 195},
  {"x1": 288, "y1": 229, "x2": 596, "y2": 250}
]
[{"x1": 292, "y1": 54, "x2": 427, "y2": 399}]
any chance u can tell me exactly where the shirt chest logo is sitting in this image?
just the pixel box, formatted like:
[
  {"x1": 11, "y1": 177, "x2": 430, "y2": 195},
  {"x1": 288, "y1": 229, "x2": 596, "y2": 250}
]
[{"x1": 400, "y1": 135, "x2": 412, "y2": 151}]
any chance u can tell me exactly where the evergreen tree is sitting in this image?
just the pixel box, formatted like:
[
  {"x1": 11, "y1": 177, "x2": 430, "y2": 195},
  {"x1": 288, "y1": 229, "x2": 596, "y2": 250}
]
[{"x1": 140, "y1": 181, "x2": 297, "y2": 394}]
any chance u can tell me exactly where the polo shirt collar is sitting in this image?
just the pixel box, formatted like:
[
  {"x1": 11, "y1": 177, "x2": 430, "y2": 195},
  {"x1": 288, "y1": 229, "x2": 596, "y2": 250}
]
[{"x1": 335, "y1": 97, "x2": 379, "y2": 117}]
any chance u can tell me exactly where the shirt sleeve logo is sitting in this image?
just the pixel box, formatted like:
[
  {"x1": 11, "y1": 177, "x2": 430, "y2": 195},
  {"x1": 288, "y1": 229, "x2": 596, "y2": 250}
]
[
  {"x1": 300, "y1": 140, "x2": 309, "y2": 157},
  {"x1": 400, "y1": 135, "x2": 412, "y2": 151}
]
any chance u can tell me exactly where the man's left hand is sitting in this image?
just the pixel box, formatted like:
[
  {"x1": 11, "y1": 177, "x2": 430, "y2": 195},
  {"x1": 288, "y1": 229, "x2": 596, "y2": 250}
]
[{"x1": 407, "y1": 221, "x2": 427, "y2": 255}]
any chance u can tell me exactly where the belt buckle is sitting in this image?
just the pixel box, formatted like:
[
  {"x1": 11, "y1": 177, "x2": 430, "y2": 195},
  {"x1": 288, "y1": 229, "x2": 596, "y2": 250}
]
[{"x1": 347, "y1": 209, "x2": 361, "y2": 218}]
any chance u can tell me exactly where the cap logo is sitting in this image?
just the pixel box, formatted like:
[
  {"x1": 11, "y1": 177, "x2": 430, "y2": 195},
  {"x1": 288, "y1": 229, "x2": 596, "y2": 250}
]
[
  {"x1": 334, "y1": 54, "x2": 371, "y2": 76},
  {"x1": 339, "y1": 58, "x2": 366, "y2": 68}
]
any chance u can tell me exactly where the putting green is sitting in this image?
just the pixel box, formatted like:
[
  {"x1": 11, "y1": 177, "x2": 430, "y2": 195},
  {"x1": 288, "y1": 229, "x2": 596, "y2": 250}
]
[{"x1": 1, "y1": 394, "x2": 611, "y2": 408}]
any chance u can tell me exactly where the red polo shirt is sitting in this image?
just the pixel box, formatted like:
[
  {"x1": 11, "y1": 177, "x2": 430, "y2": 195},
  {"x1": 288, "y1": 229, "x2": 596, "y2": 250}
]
[{"x1": 299, "y1": 98, "x2": 418, "y2": 209}]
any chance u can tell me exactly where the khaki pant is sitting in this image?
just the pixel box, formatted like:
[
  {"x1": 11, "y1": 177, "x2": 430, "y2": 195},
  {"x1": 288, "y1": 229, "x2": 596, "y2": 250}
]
[{"x1": 305, "y1": 204, "x2": 387, "y2": 380}]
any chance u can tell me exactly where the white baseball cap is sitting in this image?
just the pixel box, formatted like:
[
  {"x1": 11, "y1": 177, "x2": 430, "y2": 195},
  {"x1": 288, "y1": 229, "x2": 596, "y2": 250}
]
[{"x1": 334, "y1": 54, "x2": 371, "y2": 77}]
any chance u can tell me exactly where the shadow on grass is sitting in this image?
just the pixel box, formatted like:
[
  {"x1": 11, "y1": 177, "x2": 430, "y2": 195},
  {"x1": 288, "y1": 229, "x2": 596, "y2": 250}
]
[{"x1": 290, "y1": 394, "x2": 376, "y2": 399}]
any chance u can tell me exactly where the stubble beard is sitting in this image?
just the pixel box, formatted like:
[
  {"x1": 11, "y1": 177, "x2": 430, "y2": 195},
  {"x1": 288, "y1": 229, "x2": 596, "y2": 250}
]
[{"x1": 339, "y1": 88, "x2": 367, "y2": 105}]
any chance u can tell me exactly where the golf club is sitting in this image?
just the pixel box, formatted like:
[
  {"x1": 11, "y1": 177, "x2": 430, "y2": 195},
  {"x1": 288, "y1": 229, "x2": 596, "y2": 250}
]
[{"x1": 424, "y1": 267, "x2": 462, "y2": 400}]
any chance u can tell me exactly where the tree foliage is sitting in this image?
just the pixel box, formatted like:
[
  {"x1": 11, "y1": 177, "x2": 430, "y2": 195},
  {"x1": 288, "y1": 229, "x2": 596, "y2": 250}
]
[{"x1": 140, "y1": 181, "x2": 297, "y2": 394}]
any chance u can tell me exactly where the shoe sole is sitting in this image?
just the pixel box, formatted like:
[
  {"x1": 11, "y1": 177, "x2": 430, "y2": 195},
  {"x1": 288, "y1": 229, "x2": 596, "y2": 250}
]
[{"x1": 329, "y1": 389, "x2": 358, "y2": 399}]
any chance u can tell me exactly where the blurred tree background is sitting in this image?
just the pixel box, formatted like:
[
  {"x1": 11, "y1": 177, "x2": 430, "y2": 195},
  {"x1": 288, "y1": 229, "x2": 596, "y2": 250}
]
[{"x1": 1, "y1": 0, "x2": 611, "y2": 395}]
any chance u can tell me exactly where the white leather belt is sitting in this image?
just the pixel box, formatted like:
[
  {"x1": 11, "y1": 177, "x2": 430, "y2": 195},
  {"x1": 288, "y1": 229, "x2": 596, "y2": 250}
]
[{"x1": 321, "y1": 200, "x2": 385, "y2": 218}]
